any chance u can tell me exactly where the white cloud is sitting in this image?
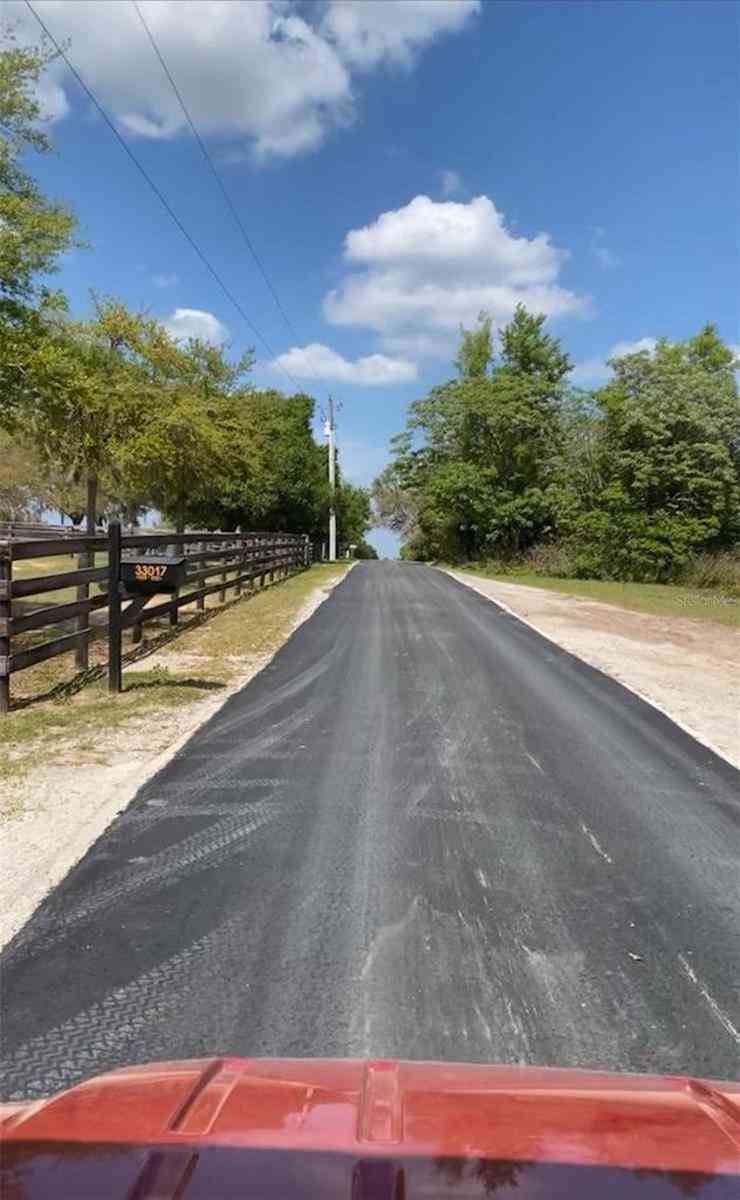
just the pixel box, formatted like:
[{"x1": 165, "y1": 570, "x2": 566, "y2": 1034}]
[
  {"x1": 163, "y1": 307, "x2": 229, "y2": 344},
  {"x1": 321, "y1": 1, "x2": 480, "y2": 68},
  {"x1": 273, "y1": 343, "x2": 417, "y2": 385},
  {"x1": 571, "y1": 337, "x2": 657, "y2": 385},
  {"x1": 152, "y1": 273, "x2": 179, "y2": 288},
  {"x1": 34, "y1": 70, "x2": 70, "y2": 123},
  {"x1": 569, "y1": 357, "x2": 609, "y2": 385},
  {"x1": 324, "y1": 195, "x2": 588, "y2": 357},
  {"x1": 610, "y1": 336, "x2": 657, "y2": 358},
  {"x1": 18, "y1": 0, "x2": 479, "y2": 159},
  {"x1": 381, "y1": 332, "x2": 452, "y2": 361},
  {"x1": 729, "y1": 343, "x2": 740, "y2": 362},
  {"x1": 591, "y1": 226, "x2": 620, "y2": 269},
  {"x1": 439, "y1": 169, "x2": 462, "y2": 197}
]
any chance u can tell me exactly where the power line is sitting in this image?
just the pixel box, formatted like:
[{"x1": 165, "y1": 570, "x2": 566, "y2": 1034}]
[
  {"x1": 131, "y1": 0, "x2": 302, "y2": 348},
  {"x1": 130, "y1": 0, "x2": 331, "y2": 400},
  {"x1": 25, "y1": 0, "x2": 299, "y2": 390}
]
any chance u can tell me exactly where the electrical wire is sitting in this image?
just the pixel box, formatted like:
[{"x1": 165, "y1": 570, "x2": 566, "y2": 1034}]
[
  {"x1": 130, "y1": 0, "x2": 331, "y2": 399},
  {"x1": 132, "y1": 0, "x2": 301, "y2": 346},
  {"x1": 25, "y1": 0, "x2": 300, "y2": 390}
]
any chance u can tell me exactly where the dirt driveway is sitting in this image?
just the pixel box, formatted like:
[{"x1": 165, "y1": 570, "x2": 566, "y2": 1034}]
[{"x1": 447, "y1": 570, "x2": 739, "y2": 769}]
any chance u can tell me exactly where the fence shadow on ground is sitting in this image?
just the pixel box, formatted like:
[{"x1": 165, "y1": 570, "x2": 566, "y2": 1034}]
[
  {"x1": 122, "y1": 674, "x2": 226, "y2": 694},
  {"x1": 7, "y1": 573, "x2": 287, "y2": 712}
]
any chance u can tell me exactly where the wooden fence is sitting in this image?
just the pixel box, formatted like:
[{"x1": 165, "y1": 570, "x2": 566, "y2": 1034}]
[
  {"x1": 0, "y1": 520, "x2": 87, "y2": 540},
  {"x1": 0, "y1": 525, "x2": 310, "y2": 713}
]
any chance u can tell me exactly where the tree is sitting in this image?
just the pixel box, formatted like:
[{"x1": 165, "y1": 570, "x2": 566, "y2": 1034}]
[
  {"x1": 580, "y1": 331, "x2": 740, "y2": 579},
  {"x1": 0, "y1": 33, "x2": 78, "y2": 429},
  {"x1": 371, "y1": 456, "x2": 422, "y2": 548},
  {"x1": 455, "y1": 310, "x2": 493, "y2": 378},
  {"x1": 0, "y1": 36, "x2": 77, "y2": 305},
  {"x1": 117, "y1": 389, "x2": 230, "y2": 532},
  {"x1": 22, "y1": 301, "x2": 151, "y2": 535},
  {"x1": 187, "y1": 388, "x2": 330, "y2": 536},
  {"x1": 336, "y1": 480, "x2": 371, "y2": 548},
  {"x1": 0, "y1": 430, "x2": 43, "y2": 520},
  {"x1": 500, "y1": 303, "x2": 571, "y2": 383},
  {"x1": 0, "y1": 430, "x2": 91, "y2": 521},
  {"x1": 109, "y1": 314, "x2": 252, "y2": 531},
  {"x1": 381, "y1": 308, "x2": 571, "y2": 560}
]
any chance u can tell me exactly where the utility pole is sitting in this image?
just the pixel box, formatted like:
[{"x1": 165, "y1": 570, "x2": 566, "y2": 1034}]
[{"x1": 324, "y1": 396, "x2": 337, "y2": 561}]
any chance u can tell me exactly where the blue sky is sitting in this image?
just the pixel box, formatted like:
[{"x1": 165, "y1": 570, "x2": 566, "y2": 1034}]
[{"x1": 12, "y1": 0, "x2": 738, "y2": 556}]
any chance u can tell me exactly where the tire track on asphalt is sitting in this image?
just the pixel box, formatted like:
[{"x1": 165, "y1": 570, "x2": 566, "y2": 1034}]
[{"x1": 8, "y1": 797, "x2": 290, "y2": 958}]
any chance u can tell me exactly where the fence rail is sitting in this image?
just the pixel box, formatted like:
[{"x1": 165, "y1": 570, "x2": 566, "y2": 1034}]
[
  {"x1": 0, "y1": 520, "x2": 104, "y2": 541},
  {"x1": 0, "y1": 524, "x2": 311, "y2": 713}
]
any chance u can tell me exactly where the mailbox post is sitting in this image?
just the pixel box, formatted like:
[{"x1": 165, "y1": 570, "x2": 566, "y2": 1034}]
[
  {"x1": 107, "y1": 520, "x2": 187, "y2": 695},
  {"x1": 108, "y1": 521, "x2": 122, "y2": 694}
]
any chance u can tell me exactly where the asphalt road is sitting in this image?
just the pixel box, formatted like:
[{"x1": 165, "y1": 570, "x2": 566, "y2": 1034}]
[{"x1": 2, "y1": 562, "x2": 739, "y2": 1099}]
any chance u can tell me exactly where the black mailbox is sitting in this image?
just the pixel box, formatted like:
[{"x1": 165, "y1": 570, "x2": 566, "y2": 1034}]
[{"x1": 120, "y1": 556, "x2": 187, "y2": 594}]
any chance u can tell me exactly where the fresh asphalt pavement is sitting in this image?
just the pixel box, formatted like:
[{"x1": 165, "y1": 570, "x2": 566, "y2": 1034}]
[{"x1": 2, "y1": 562, "x2": 739, "y2": 1098}]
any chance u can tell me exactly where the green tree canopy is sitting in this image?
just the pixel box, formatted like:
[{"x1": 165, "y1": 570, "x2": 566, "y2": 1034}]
[
  {"x1": 380, "y1": 308, "x2": 570, "y2": 559},
  {"x1": 375, "y1": 311, "x2": 738, "y2": 580},
  {"x1": 0, "y1": 34, "x2": 79, "y2": 431}
]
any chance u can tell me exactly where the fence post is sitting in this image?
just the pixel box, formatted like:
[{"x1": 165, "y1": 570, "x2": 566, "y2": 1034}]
[
  {"x1": 197, "y1": 541, "x2": 205, "y2": 611},
  {"x1": 0, "y1": 542, "x2": 11, "y2": 714},
  {"x1": 235, "y1": 535, "x2": 243, "y2": 596},
  {"x1": 107, "y1": 521, "x2": 122, "y2": 694}
]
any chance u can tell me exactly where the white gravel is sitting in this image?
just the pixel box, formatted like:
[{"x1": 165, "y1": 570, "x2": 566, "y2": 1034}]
[{"x1": 447, "y1": 571, "x2": 739, "y2": 770}]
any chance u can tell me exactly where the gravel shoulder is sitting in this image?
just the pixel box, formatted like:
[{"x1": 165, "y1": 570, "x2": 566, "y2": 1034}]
[
  {"x1": 0, "y1": 566, "x2": 350, "y2": 951},
  {"x1": 446, "y1": 569, "x2": 739, "y2": 769}
]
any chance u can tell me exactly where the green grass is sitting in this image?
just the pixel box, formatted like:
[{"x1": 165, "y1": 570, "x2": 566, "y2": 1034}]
[
  {"x1": 453, "y1": 566, "x2": 740, "y2": 628},
  {"x1": 171, "y1": 561, "x2": 346, "y2": 661},
  {"x1": 12, "y1": 551, "x2": 109, "y2": 604}
]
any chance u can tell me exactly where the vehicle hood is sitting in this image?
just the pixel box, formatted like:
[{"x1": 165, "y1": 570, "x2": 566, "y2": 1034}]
[{"x1": 1, "y1": 1057, "x2": 738, "y2": 1197}]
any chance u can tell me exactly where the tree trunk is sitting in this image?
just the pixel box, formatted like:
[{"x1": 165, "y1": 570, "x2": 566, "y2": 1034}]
[{"x1": 86, "y1": 473, "x2": 98, "y2": 537}]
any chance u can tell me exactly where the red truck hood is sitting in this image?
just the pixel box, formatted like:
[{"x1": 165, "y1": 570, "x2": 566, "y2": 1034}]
[{"x1": 1, "y1": 1057, "x2": 739, "y2": 1197}]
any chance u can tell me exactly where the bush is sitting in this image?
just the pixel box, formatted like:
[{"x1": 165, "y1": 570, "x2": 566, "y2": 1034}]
[
  {"x1": 466, "y1": 535, "x2": 740, "y2": 593},
  {"x1": 679, "y1": 551, "x2": 740, "y2": 595},
  {"x1": 522, "y1": 541, "x2": 579, "y2": 578}
]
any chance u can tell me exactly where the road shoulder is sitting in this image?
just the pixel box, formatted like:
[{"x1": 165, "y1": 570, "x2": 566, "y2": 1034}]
[
  {"x1": 445, "y1": 569, "x2": 739, "y2": 770},
  {"x1": 0, "y1": 565, "x2": 351, "y2": 950}
]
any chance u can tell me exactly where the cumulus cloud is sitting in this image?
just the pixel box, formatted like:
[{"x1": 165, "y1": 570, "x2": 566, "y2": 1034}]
[
  {"x1": 163, "y1": 307, "x2": 229, "y2": 344},
  {"x1": 570, "y1": 337, "x2": 657, "y2": 385},
  {"x1": 34, "y1": 70, "x2": 70, "y2": 123},
  {"x1": 610, "y1": 336, "x2": 658, "y2": 358},
  {"x1": 324, "y1": 195, "x2": 588, "y2": 357},
  {"x1": 18, "y1": 0, "x2": 479, "y2": 159},
  {"x1": 322, "y1": 1, "x2": 480, "y2": 68},
  {"x1": 273, "y1": 343, "x2": 417, "y2": 385}
]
